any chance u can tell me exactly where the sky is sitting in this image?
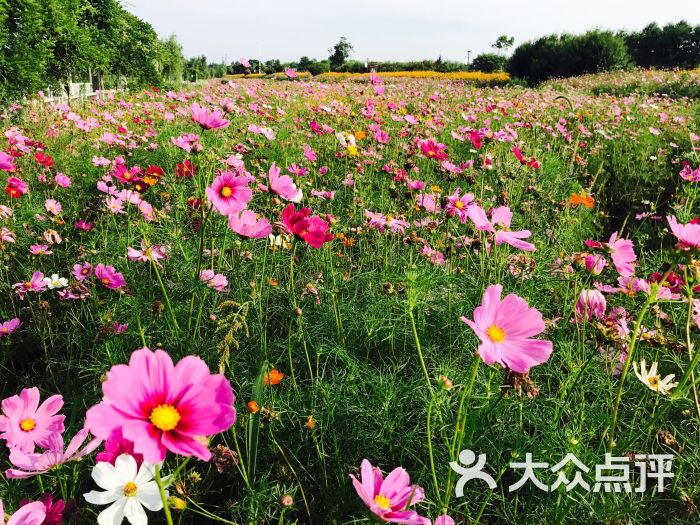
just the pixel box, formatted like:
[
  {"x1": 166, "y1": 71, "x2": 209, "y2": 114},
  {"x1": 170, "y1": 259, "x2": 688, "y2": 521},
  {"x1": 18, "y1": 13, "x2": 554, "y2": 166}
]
[{"x1": 124, "y1": 0, "x2": 700, "y2": 64}]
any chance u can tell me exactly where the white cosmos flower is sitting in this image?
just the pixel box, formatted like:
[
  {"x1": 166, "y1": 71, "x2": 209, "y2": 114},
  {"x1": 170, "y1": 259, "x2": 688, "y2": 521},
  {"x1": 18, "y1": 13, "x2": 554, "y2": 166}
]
[
  {"x1": 633, "y1": 359, "x2": 678, "y2": 396},
  {"x1": 42, "y1": 274, "x2": 68, "y2": 289},
  {"x1": 84, "y1": 454, "x2": 169, "y2": 525}
]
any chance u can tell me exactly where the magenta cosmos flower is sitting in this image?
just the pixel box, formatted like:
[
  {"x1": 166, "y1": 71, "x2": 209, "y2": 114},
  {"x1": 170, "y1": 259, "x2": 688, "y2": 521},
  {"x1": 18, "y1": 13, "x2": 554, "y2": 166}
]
[
  {"x1": 205, "y1": 171, "x2": 253, "y2": 216},
  {"x1": 190, "y1": 102, "x2": 229, "y2": 130},
  {"x1": 0, "y1": 151, "x2": 17, "y2": 172},
  {"x1": 85, "y1": 347, "x2": 236, "y2": 463},
  {"x1": 0, "y1": 388, "x2": 65, "y2": 453},
  {"x1": 668, "y1": 215, "x2": 700, "y2": 250},
  {"x1": 350, "y1": 459, "x2": 430, "y2": 525},
  {"x1": 461, "y1": 285, "x2": 553, "y2": 373},
  {"x1": 600, "y1": 232, "x2": 636, "y2": 277},
  {"x1": 0, "y1": 500, "x2": 45, "y2": 525},
  {"x1": 0, "y1": 318, "x2": 20, "y2": 337},
  {"x1": 12, "y1": 271, "x2": 47, "y2": 300},
  {"x1": 280, "y1": 204, "x2": 334, "y2": 248},
  {"x1": 94, "y1": 264, "x2": 126, "y2": 290}
]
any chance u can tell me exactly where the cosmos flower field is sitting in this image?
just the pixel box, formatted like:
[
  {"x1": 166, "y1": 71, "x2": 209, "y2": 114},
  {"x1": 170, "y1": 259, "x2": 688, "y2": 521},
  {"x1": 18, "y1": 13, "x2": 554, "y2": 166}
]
[{"x1": 0, "y1": 70, "x2": 699, "y2": 524}]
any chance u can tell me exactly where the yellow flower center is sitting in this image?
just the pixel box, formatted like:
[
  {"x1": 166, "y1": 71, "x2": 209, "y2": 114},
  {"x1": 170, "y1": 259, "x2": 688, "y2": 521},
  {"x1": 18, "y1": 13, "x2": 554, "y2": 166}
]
[
  {"x1": 20, "y1": 418, "x2": 36, "y2": 431},
  {"x1": 123, "y1": 481, "x2": 138, "y2": 497},
  {"x1": 374, "y1": 494, "x2": 391, "y2": 510},
  {"x1": 150, "y1": 404, "x2": 181, "y2": 431},
  {"x1": 101, "y1": 277, "x2": 110, "y2": 285},
  {"x1": 385, "y1": 215, "x2": 394, "y2": 222},
  {"x1": 648, "y1": 376, "x2": 660, "y2": 389},
  {"x1": 220, "y1": 186, "x2": 233, "y2": 198},
  {"x1": 25, "y1": 282, "x2": 32, "y2": 289},
  {"x1": 455, "y1": 201, "x2": 464, "y2": 209},
  {"x1": 486, "y1": 324, "x2": 506, "y2": 343}
]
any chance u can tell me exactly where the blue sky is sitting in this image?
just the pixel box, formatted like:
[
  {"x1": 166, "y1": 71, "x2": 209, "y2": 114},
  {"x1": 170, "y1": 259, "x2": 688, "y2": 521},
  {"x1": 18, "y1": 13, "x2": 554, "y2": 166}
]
[{"x1": 124, "y1": 0, "x2": 700, "y2": 63}]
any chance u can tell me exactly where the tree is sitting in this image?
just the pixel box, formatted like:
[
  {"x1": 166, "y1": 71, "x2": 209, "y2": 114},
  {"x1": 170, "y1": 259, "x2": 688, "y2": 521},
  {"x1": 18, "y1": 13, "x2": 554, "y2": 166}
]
[
  {"x1": 328, "y1": 37, "x2": 353, "y2": 71},
  {"x1": 471, "y1": 53, "x2": 506, "y2": 73},
  {"x1": 492, "y1": 35, "x2": 515, "y2": 55},
  {"x1": 158, "y1": 35, "x2": 184, "y2": 82}
]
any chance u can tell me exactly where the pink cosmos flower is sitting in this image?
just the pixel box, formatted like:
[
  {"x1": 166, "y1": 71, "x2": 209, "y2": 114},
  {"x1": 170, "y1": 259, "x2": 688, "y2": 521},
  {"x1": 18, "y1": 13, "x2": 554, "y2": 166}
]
[
  {"x1": 200, "y1": 269, "x2": 228, "y2": 291},
  {"x1": 191, "y1": 102, "x2": 230, "y2": 130},
  {"x1": 606, "y1": 232, "x2": 637, "y2": 277},
  {"x1": 44, "y1": 199, "x2": 61, "y2": 215},
  {"x1": 127, "y1": 241, "x2": 168, "y2": 267},
  {"x1": 95, "y1": 427, "x2": 143, "y2": 466},
  {"x1": 6, "y1": 428, "x2": 101, "y2": 479},
  {"x1": 74, "y1": 219, "x2": 94, "y2": 231},
  {"x1": 85, "y1": 347, "x2": 236, "y2": 463},
  {"x1": 490, "y1": 206, "x2": 536, "y2": 252},
  {"x1": 240, "y1": 57, "x2": 251, "y2": 68},
  {"x1": 693, "y1": 299, "x2": 700, "y2": 330},
  {"x1": 73, "y1": 262, "x2": 92, "y2": 281},
  {"x1": 94, "y1": 264, "x2": 126, "y2": 290},
  {"x1": 668, "y1": 215, "x2": 700, "y2": 250},
  {"x1": 228, "y1": 210, "x2": 272, "y2": 238},
  {"x1": 29, "y1": 244, "x2": 52, "y2": 255},
  {"x1": 0, "y1": 151, "x2": 17, "y2": 172},
  {"x1": 0, "y1": 500, "x2": 45, "y2": 525},
  {"x1": 280, "y1": 204, "x2": 334, "y2": 248},
  {"x1": 104, "y1": 196, "x2": 125, "y2": 214},
  {"x1": 285, "y1": 68, "x2": 298, "y2": 78},
  {"x1": 350, "y1": 459, "x2": 430, "y2": 525},
  {"x1": 303, "y1": 144, "x2": 317, "y2": 162},
  {"x1": 268, "y1": 163, "x2": 303, "y2": 202},
  {"x1": 461, "y1": 284, "x2": 553, "y2": 373},
  {"x1": 416, "y1": 193, "x2": 440, "y2": 213},
  {"x1": 434, "y1": 516, "x2": 455, "y2": 525},
  {"x1": 584, "y1": 254, "x2": 607, "y2": 275},
  {"x1": 205, "y1": 171, "x2": 253, "y2": 216},
  {"x1": 419, "y1": 139, "x2": 448, "y2": 161},
  {"x1": 53, "y1": 173, "x2": 71, "y2": 188},
  {"x1": 19, "y1": 494, "x2": 63, "y2": 525},
  {"x1": 171, "y1": 133, "x2": 202, "y2": 153},
  {"x1": 1, "y1": 227, "x2": 15, "y2": 243},
  {"x1": 12, "y1": 271, "x2": 48, "y2": 300},
  {"x1": 575, "y1": 289, "x2": 607, "y2": 321},
  {"x1": 0, "y1": 387, "x2": 65, "y2": 453},
  {"x1": 444, "y1": 189, "x2": 475, "y2": 223},
  {"x1": 364, "y1": 210, "x2": 410, "y2": 233},
  {"x1": 0, "y1": 318, "x2": 20, "y2": 337}
]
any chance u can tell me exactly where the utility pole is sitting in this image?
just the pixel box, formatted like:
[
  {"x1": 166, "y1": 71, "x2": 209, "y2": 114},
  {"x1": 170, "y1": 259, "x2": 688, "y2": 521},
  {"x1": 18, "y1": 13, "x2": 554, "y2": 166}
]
[{"x1": 467, "y1": 50, "x2": 471, "y2": 69}]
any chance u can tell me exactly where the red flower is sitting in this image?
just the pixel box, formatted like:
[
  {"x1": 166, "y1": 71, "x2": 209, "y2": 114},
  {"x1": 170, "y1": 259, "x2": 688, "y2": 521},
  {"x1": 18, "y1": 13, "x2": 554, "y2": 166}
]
[
  {"x1": 280, "y1": 204, "x2": 334, "y2": 248},
  {"x1": 177, "y1": 159, "x2": 196, "y2": 178},
  {"x1": 34, "y1": 152, "x2": 54, "y2": 168}
]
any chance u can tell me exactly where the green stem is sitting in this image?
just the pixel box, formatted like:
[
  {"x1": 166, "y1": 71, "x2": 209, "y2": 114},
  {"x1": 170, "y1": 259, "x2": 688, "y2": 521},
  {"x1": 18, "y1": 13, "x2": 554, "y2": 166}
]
[
  {"x1": 408, "y1": 309, "x2": 432, "y2": 392},
  {"x1": 154, "y1": 464, "x2": 174, "y2": 525}
]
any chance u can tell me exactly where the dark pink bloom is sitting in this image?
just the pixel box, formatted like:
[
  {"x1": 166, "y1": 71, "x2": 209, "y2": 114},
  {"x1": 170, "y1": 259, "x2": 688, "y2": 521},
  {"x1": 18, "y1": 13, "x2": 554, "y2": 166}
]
[
  {"x1": 94, "y1": 264, "x2": 126, "y2": 290},
  {"x1": 5, "y1": 176, "x2": 28, "y2": 198},
  {"x1": 280, "y1": 204, "x2": 334, "y2": 248},
  {"x1": 0, "y1": 387, "x2": 65, "y2": 453},
  {"x1": 20, "y1": 494, "x2": 64, "y2": 525},
  {"x1": 12, "y1": 271, "x2": 47, "y2": 300},
  {"x1": 95, "y1": 427, "x2": 143, "y2": 466},
  {"x1": 73, "y1": 262, "x2": 92, "y2": 281},
  {"x1": 85, "y1": 347, "x2": 236, "y2": 463},
  {"x1": 0, "y1": 151, "x2": 17, "y2": 172},
  {"x1": 205, "y1": 171, "x2": 253, "y2": 216},
  {"x1": 419, "y1": 139, "x2": 448, "y2": 161}
]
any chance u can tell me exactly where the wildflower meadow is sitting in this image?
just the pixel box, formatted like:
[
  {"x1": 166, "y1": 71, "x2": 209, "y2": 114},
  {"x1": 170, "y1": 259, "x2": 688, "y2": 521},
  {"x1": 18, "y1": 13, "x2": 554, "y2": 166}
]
[{"x1": 0, "y1": 68, "x2": 699, "y2": 524}]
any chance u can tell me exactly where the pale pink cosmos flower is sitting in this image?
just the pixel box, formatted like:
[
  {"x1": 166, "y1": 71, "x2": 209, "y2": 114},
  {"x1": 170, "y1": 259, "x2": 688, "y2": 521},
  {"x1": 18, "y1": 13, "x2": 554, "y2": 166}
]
[
  {"x1": 240, "y1": 57, "x2": 251, "y2": 68},
  {"x1": 228, "y1": 210, "x2": 272, "y2": 238},
  {"x1": 44, "y1": 199, "x2": 61, "y2": 215},
  {"x1": 54, "y1": 173, "x2": 71, "y2": 188},
  {"x1": 667, "y1": 215, "x2": 700, "y2": 250},
  {"x1": 0, "y1": 499, "x2": 46, "y2": 525},
  {"x1": 0, "y1": 387, "x2": 65, "y2": 453},
  {"x1": 416, "y1": 193, "x2": 440, "y2": 213},
  {"x1": 434, "y1": 516, "x2": 455, "y2": 525},
  {"x1": 205, "y1": 171, "x2": 253, "y2": 216},
  {"x1": 575, "y1": 289, "x2": 607, "y2": 322},
  {"x1": 85, "y1": 347, "x2": 236, "y2": 463},
  {"x1": 268, "y1": 163, "x2": 302, "y2": 202},
  {"x1": 303, "y1": 144, "x2": 317, "y2": 162},
  {"x1": 73, "y1": 262, "x2": 92, "y2": 281},
  {"x1": 0, "y1": 318, "x2": 20, "y2": 337},
  {"x1": 12, "y1": 271, "x2": 48, "y2": 299},
  {"x1": 200, "y1": 269, "x2": 228, "y2": 291},
  {"x1": 607, "y1": 232, "x2": 637, "y2": 277},
  {"x1": 171, "y1": 133, "x2": 202, "y2": 153},
  {"x1": 29, "y1": 244, "x2": 52, "y2": 255},
  {"x1": 490, "y1": 206, "x2": 536, "y2": 252},
  {"x1": 6, "y1": 428, "x2": 101, "y2": 479},
  {"x1": 364, "y1": 211, "x2": 409, "y2": 233},
  {"x1": 461, "y1": 284, "x2": 553, "y2": 373},
  {"x1": 1, "y1": 227, "x2": 15, "y2": 243},
  {"x1": 693, "y1": 299, "x2": 700, "y2": 330},
  {"x1": 104, "y1": 196, "x2": 125, "y2": 214},
  {"x1": 127, "y1": 241, "x2": 168, "y2": 267},
  {"x1": 350, "y1": 459, "x2": 430, "y2": 525},
  {"x1": 191, "y1": 102, "x2": 229, "y2": 130},
  {"x1": 445, "y1": 189, "x2": 474, "y2": 223}
]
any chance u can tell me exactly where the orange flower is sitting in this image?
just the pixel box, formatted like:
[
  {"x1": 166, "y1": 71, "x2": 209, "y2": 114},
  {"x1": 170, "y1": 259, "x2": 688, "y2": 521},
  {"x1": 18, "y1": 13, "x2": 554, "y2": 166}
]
[
  {"x1": 246, "y1": 401, "x2": 259, "y2": 414},
  {"x1": 264, "y1": 369, "x2": 284, "y2": 386},
  {"x1": 569, "y1": 191, "x2": 595, "y2": 209},
  {"x1": 354, "y1": 130, "x2": 366, "y2": 140},
  {"x1": 305, "y1": 415, "x2": 316, "y2": 429}
]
